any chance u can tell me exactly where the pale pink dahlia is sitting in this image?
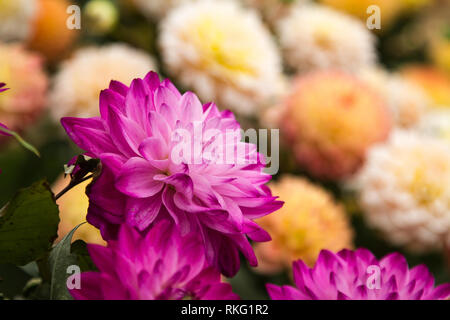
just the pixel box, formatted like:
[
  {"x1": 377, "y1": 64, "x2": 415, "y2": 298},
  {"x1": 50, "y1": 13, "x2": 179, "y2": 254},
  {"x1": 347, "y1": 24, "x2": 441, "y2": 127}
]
[
  {"x1": 267, "y1": 249, "x2": 450, "y2": 300},
  {"x1": 70, "y1": 220, "x2": 239, "y2": 300},
  {"x1": 61, "y1": 72, "x2": 282, "y2": 276}
]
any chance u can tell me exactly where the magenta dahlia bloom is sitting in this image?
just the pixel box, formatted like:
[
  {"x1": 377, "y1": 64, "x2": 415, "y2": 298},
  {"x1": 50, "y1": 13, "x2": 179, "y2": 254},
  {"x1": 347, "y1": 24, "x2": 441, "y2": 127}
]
[
  {"x1": 0, "y1": 82, "x2": 8, "y2": 93},
  {"x1": 61, "y1": 71, "x2": 282, "y2": 276},
  {"x1": 267, "y1": 249, "x2": 450, "y2": 300},
  {"x1": 70, "y1": 220, "x2": 239, "y2": 300}
]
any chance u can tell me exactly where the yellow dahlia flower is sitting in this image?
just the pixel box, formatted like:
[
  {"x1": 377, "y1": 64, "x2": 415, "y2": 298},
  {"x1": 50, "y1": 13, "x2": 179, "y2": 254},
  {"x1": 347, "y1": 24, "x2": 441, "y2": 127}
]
[
  {"x1": 53, "y1": 175, "x2": 105, "y2": 245},
  {"x1": 277, "y1": 4, "x2": 376, "y2": 73},
  {"x1": 49, "y1": 44, "x2": 157, "y2": 120},
  {"x1": 0, "y1": 0, "x2": 37, "y2": 41},
  {"x1": 401, "y1": 65, "x2": 450, "y2": 107},
  {"x1": 0, "y1": 43, "x2": 48, "y2": 133},
  {"x1": 254, "y1": 175, "x2": 353, "y2": 273},
  {"x1": 159, "y1": 0, "x2": 284, "y2": 115},
  {"x1": 282, "y1": 71, "x2": 391, "y2": 180},
  {"x1": 318, "y1": 0, "x2": 404, "y2": 30},
  {"x1": 430, "y1": 36, "x2": 450, "y2": 76},
  {"x1": 355, "y1": 130, "x2": 450, "y2": 252}
]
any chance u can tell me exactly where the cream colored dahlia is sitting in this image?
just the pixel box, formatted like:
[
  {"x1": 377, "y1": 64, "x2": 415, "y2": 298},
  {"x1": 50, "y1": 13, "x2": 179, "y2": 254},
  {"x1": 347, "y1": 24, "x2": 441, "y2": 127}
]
[
  {"x1": 0, "y1": 43, "x2": 48, "y2": 132},
  {"x1": 359, "y1": 67, "x2": 430, "y2": 128},
  {"x1": 0, "y1": 0, "x2": 37, "y2": 41},
  {"x1": 254, "y1": 175, "x2": 353, "y2": 273},
  {"x1": 355, "y1": 130, "x2": 450, "y2": 252},
  {"x1": 159, "y1": 0, "x2": 284, "y2": 115},
  {"x1": 277, "y1": 4, "x2": 376, "y2": 73},
  {"x1": 49, "y1": 44, "x2": 157, "y2": 119}
]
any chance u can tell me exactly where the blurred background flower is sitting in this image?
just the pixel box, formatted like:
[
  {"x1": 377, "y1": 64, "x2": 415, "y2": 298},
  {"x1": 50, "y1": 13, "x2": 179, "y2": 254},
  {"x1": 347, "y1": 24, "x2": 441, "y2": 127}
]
[
  {"x1": 318, "y1": 0, "x2": 432, "y2": 31},
  {"x1": 281, "y1": 71, "x2": 391, "y2": 180},
  {"x1": 277, "y1": 4, "x2": 376, "y2": 73},
  {"x1": 358, "y1": 67, "x2": 431, "y2": 128},
  {"x1": 0, "y1": 43, "x2": 48, "y2": 133},
  {"x1": 417, "y1": 109, "x2": 450, "y2": 143},
  {"x1": 26, "y1": 0, "x2": 79, "y2": 62},
  {"x1": 159, "y1": 0, "x2": 284, "y2": 115},
  {"x1": 354, "y1": 130, "x2": 450, "y2": 252},
  {"x1": 0, "y1": 0, "x2": 37, "y2": 42},
  {"x1": 254, "y1": 175, "x2": 353, "y2": 274},
  {"x1": 131, "y1": 0, "x2": 192, "y2": 21},
  {"x1": 401, "y1": 65, "x2": 450, "y2": 108},
  {"x1": 49, "y1": 44, "x2": 157, "y2": 119},
  {"x1": 53, "y1": 175, "x2": 106, "y2": 245}
]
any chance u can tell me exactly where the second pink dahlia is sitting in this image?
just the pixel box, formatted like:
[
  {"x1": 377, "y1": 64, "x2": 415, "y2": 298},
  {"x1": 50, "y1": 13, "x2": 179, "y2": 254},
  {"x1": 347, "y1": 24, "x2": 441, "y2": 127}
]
[
  {"x1": 267, "y1": 249, "x2": 450, "y2": 300},
  {"x1": 61, "y1": 72, "x2": 283, "y2": 277},
  {"x1": 70, "y1": 220, "x2": 239, "y2": 300}
]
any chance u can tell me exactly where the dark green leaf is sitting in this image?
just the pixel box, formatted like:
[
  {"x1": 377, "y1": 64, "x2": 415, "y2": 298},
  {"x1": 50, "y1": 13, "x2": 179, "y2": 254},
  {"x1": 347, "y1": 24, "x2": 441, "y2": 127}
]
[
  {"x1": 48, "y1": 223, "x2": 84, "y2": 300},
  {"x1": 0, "y1": 180, "x2": 59, "y2": 265}
]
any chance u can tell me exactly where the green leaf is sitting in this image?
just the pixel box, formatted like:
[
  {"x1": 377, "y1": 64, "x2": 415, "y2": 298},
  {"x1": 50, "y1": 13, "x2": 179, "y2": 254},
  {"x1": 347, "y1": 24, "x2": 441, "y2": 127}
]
[
  {"x1": 49, "y1": 223, "x2": 85, "y2": 300},
  {"x1": 0, "y1": 180, "x2": 59, "y2": 265}
]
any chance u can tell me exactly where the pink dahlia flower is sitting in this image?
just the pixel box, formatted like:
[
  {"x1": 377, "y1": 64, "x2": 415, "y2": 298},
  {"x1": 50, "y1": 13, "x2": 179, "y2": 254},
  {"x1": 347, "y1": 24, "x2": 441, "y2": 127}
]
[
  {"x1": 0, "y1": 82, "x2": 8, "y2": 93},
  {"x1": 267, "y1": 249, "x2": 450, "y2": 300},
  {"x1": 70, "y1": 220, "x2": 239, "y2": 300},
  {"x1": 61, "y1": 71, "x2": 282, "y2": 276}
]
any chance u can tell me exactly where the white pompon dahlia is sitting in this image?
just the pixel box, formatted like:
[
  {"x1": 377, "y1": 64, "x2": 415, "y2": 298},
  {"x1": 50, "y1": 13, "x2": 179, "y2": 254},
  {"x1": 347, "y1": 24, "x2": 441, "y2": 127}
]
[
  {"x1": 354, "y1": 130, "x2": 450, "y2": 252},
  {"x1": 277, "y1": 4, "x2": 376, "y2": 73},
  {"x1": 0, "y1": 0, "x2": 37, "y2": 41},
  {"x1": 159, "y1": 0, "x2": 284, "y2": 115},
  {"x1": 49, "y1": 44, "x2": 157, "y2": 120}
]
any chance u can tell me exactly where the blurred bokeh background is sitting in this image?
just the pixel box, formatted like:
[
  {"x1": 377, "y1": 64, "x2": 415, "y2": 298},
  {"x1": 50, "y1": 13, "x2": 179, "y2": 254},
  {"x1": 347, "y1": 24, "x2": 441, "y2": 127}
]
[{"x1": 1, "y1": 0, "x2": 449, "y2": 299}]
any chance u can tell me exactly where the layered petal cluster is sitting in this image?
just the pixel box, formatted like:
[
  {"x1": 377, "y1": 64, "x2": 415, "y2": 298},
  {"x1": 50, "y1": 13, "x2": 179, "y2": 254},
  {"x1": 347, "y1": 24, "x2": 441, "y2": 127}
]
[
  {"x1": 354, "y1": 130, "x2": 450, "y2": 252},
  {"x1": 50, "y1": 44, "x2": 157, "y2": 120},
  {"x1": 70, "y1": 220, "x2": 239, "y2": 300},
  {"x1": 267, "y1": 249, "x2": 450, "y2": 300},
  {"x1": 159, "y1": 0, "x2": 285, "y2": 115},
  {"x1": 53, "y1": 175, "x2": 105, "y2": 245},
  {"x1": 254, "y1": 175, "x2": 353, "y2": 274},
  {"x1": 359, "y1": 67, "x2": 430, "y2": 128},
  {"x1": 281, "y1": 71, "x2": 391, "y2": 180},
  {"x1": 0, "y1": 44, "x2": 48, "y2": 133},
  {"x1": 61, "y1": 71, "x2": 282, "y2": 276},
  {"x1": 27, "y1": 0, "x2": 78, "y2": 61},
  {"x1": 0, "y1": 0, "x2": 37, "y2": 41},
  {"x1": 277, "y1": 4, "x2": 376, "y2": 73}
]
